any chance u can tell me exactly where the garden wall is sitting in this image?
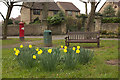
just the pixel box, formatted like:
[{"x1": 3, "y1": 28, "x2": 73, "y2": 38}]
[
  {"x1": 101, "y1": 23, "x2": 119, "y2": 31},
  {"x1": 94, "y1": 17, "x2": 119, "y2": 32},
  {"x1": 7, "y1": 23, "x2": 66, "y2": 36}
]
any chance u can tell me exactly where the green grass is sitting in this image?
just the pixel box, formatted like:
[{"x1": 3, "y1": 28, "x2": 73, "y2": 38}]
[
  {"x1": 2, "y1": 38, "x2": 43, "y2": 46},
  {"x1": 2, "y1": 40, "x2": 118, "y2": 78}
]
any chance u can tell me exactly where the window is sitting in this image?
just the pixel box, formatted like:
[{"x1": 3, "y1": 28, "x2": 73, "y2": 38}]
[
  {"x1": 53, "y1": 11, "x2": 58, "y2": 15},
  {"x1": 33, "y1": 10, "x2": 40, "y2": 15},
  {"x1": 67, "y1": 11, "x2": 72, "y2": 16},
  {"x1": 76, "y1": 12, "x2": 78, "y2": 15}
]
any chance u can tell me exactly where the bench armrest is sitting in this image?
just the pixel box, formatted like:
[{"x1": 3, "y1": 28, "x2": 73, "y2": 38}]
[
  {"x1": 65, "y1": 36, "x2": 68, "y2": 40},
  {"x1": 97, "y1": 35, "x2": 100, "y2": 39}
]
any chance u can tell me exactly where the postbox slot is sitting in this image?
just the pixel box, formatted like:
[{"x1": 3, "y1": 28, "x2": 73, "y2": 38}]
[{"x1": 49, "y1": 32, "x2": 51, "y2": 35}]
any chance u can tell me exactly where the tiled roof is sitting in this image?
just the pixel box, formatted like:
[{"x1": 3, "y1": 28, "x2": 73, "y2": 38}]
[
  {"x1": 23, "y1": 2, "x2": 60, "y2": 11},
  {"x1": 57, "y1": 2, "x2": 80, "y2": 12}
]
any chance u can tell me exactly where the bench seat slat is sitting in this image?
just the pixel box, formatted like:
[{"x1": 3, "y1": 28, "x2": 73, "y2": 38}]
[{"x1": 67, "y1": 40, "x2": 98, "y2": 43}]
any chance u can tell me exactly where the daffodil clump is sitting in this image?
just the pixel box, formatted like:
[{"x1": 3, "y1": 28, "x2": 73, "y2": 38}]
[
  {"x1": 39, "y1": 48, "x2": 60, "y2": 71},
  {"x1": 62, "y1": 45, "x2": 94, "y2": 69},
  {"x1": 14, "y1": 44, "x2": 60, "y2": 71},
  {"x1": 14, "y1": 44, "x2": 38, "y2": 68},
  {"x1": 14, "y1": 44, "x2": 94, "y2": 70}
]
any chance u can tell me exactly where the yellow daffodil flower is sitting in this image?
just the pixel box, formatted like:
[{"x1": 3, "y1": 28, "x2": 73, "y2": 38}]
[
  {"x1": 64, "y1": 49, "x2": 67, "y2": 53},
  {"x1": 61, "y1": 45, "x2": 63, "y2": 48},
  {"x1": 33, "y1": 55, "x2": 36, "y2": 59},
  {"x1": 48, "y1": 49, "x2": 52, "y2": 53},
  {"x1": 72, "y1": 47, "x2": 76, "y2": 51},
  {"x1": 36, "y1": 48, "x2": 39, "y2": 51},
  {"x1": 15, "y1": 52, "x2": 19, "y2": 56},
  {"x1": 77, "y1": 46, "x2": 80, "y2": 49},
  {"x1": 76, "y1": 49, "x2": 80, "y2": 54},
  {"x1": 29, "y1": 45, "x2": 32, "y2": 48},
  {"x1": 64, "y1": 46, "x2": 67, "y2": 49},
  {"x1": 16, "y1": 49, "x2": 20, "y2": 54},
  {"x1": 38, "y1": 49, "x2": 43, "y2": 55},
  {"x1": 14, "y1": 48, "x2": 17, "y2": 51},
  {"x1": 20, "y1": 44, "x2": 23, "y2": 48}
]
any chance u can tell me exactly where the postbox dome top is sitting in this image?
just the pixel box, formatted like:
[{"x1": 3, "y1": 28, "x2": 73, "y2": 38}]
[{"x1": 19, "y1": 22, "x2": 24, "y2": 25}]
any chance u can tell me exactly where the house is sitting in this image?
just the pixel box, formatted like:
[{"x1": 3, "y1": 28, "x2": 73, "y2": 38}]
[
  {"x1": 98, "y1": 0, "x2": 120, "y2": 15},
  {"x1": 20, "y1": 2, "x2": 80, "y2": 24},
  {"x1": 57, "y1": 2, "x2": 80, "y2": 18},
  {"x1": 21, "y1": 2, "x2": 61, "y2": 24}
]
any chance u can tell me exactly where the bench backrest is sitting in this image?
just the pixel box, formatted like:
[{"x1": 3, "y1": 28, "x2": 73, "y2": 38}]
[{"x1": 68, "y1": 32, "x2": 100, "y2": 40}]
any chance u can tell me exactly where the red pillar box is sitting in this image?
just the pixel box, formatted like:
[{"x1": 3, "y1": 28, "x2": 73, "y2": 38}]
[{"x1": 19, "y1": 22, "x2": 24, "y2": 41}]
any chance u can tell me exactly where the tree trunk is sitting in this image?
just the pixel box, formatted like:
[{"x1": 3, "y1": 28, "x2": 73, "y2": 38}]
[
  {"x1": 42, "y1": 2, "x2": 49, "y2": 29},
  {"x1": 42, "y1": 2, "x2": 48, "y2": 20},
  {"x1": 2, "y1": 3, "x2": 13, "y2": 39},
  {"x1": 85, "y1": 2, "x2": 96, "y2": 32},
  {"x1": 85, "y1": 3, "x2": 88, "y2": 15}
]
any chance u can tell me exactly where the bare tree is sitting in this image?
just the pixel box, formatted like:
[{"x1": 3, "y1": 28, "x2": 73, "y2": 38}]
[
  {"x1": 0, "y1": 1, "x2": 34, "y2": 39},
  {"x1": 79, "y1": 0, "x2": 88, "y2": 15},
  {"x1": 80, "y1": 0, "x2": 101, "y2": 31}
]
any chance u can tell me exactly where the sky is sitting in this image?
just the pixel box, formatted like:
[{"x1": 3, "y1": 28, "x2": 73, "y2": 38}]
[{"x1": 0, "y1": 0, "x2": 106, "y2": 22}]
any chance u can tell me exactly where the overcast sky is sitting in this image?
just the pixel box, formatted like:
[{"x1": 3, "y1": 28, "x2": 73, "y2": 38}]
[{"x1": 0, "y1": 0, "x2": 106, "y2": 22}]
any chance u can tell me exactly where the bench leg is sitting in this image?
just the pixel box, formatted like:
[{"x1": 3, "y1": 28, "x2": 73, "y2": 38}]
[
  {"x1": 97, "y1": 42, "x2": 100, "y2": 48},
  {"x1": 65, "y1": 42, "x2": 69, "y2": 47},
  {"x1": 68, "y1": 42, "x2": 69, "y2": 47},
  {"x1": 65, "y1": 41, "x2": 67, "y2": 46}
]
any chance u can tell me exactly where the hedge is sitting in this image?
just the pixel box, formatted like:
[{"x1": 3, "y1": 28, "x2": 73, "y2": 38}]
[{"x1": 102, "y1": 17, "x2": 120, "y2": 23}]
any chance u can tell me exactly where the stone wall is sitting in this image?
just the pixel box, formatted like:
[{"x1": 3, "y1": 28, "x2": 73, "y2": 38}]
[
  {"x1": 94, "y1": 17, "x2": 119, "y2": 32},
  {"x1": 101, "y1": 23, "x2": 119, "y2": 31},
  {"x1": 6, "y1": 23, "x2": 66, "y2": 36}
]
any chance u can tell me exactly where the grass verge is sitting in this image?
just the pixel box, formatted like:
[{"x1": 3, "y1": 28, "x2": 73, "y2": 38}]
[{"x1": 2, "y1": 40, "x2": 118, "y2": 78}]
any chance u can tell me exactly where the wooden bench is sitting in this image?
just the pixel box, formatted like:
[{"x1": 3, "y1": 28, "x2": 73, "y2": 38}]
[{"x1": 65, "y1": 31, "x2": 100, "y2": 47}]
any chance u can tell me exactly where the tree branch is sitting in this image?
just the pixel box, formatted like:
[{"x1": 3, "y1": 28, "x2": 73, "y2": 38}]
[
  {"x1": 3, "y1": 0, "x2": 10, "y2": 6},
  {"x1": 13, "y1": 3, "x2": 35, "y2": 9},
  {"x1": 79, "y1": 0, "x2": 87, "y2": 3},
  {"x1": 95, "y1": 0, "x2": 101, "y2": 9},
  {"x1": 3, "y1": 1, "x2": 9, "y2": 7},
  {"x1": 0, "y1": 12, "x2": 5, "y2": 20},
  {"x1": 13, "y1": 5, "x2": 32, "y2": 9}
]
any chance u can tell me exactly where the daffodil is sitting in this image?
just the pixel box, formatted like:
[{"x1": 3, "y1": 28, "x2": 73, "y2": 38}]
[
  {"x1": 29, "y1": 45, "x2": 32, "y2": 48},
  {"x1": 14, "y1": 48, "x2": 17, "y2": 51},
  {"x1": 33, "y1": 55, "x2": 36, "y2": 59},
  {"x1": 36, "y1": 47, "x2": 39, "y2": 51},
  {"x1": 48, "y1": 49, "x2": 52, "y2": 53},
  {"x1": 15, "y1": 52, "x2": 19, "y2": 56},
  {"x1": 20, "y1": 44, "x2": 23, "y2": 48},
  {"x1": 64, "y1": 49, "x2": 67, "y2": 53},
  {"x1": 77, "y1": 46, "x2": 80, "y2": 49},
  {"x1": 38, "y1": 49, "x2": 43, "y2": 55},
  {"x1": 61, "y1": 45, "x2": 63, "y2": 48},
  {"x1": 76, "y1": 49, "x2": 80, "y2": 54},
  {"x1": 64, "y1": 46, "x2": 67, "y2": 49},
  {"x1": 72, "y1": 47, "x2": 76, "y2": 51},
  {"x1": 16, "y1": 49, "x2": 20, "y2": 54}
]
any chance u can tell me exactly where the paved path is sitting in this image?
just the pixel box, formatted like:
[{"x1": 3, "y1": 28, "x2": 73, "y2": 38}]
[
  {"x1": 4, "y1": 35, "x2": 120, "y2": 40},
  {"x1": 2, "y1": 35, "x2": 119, "y2": 48}
]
